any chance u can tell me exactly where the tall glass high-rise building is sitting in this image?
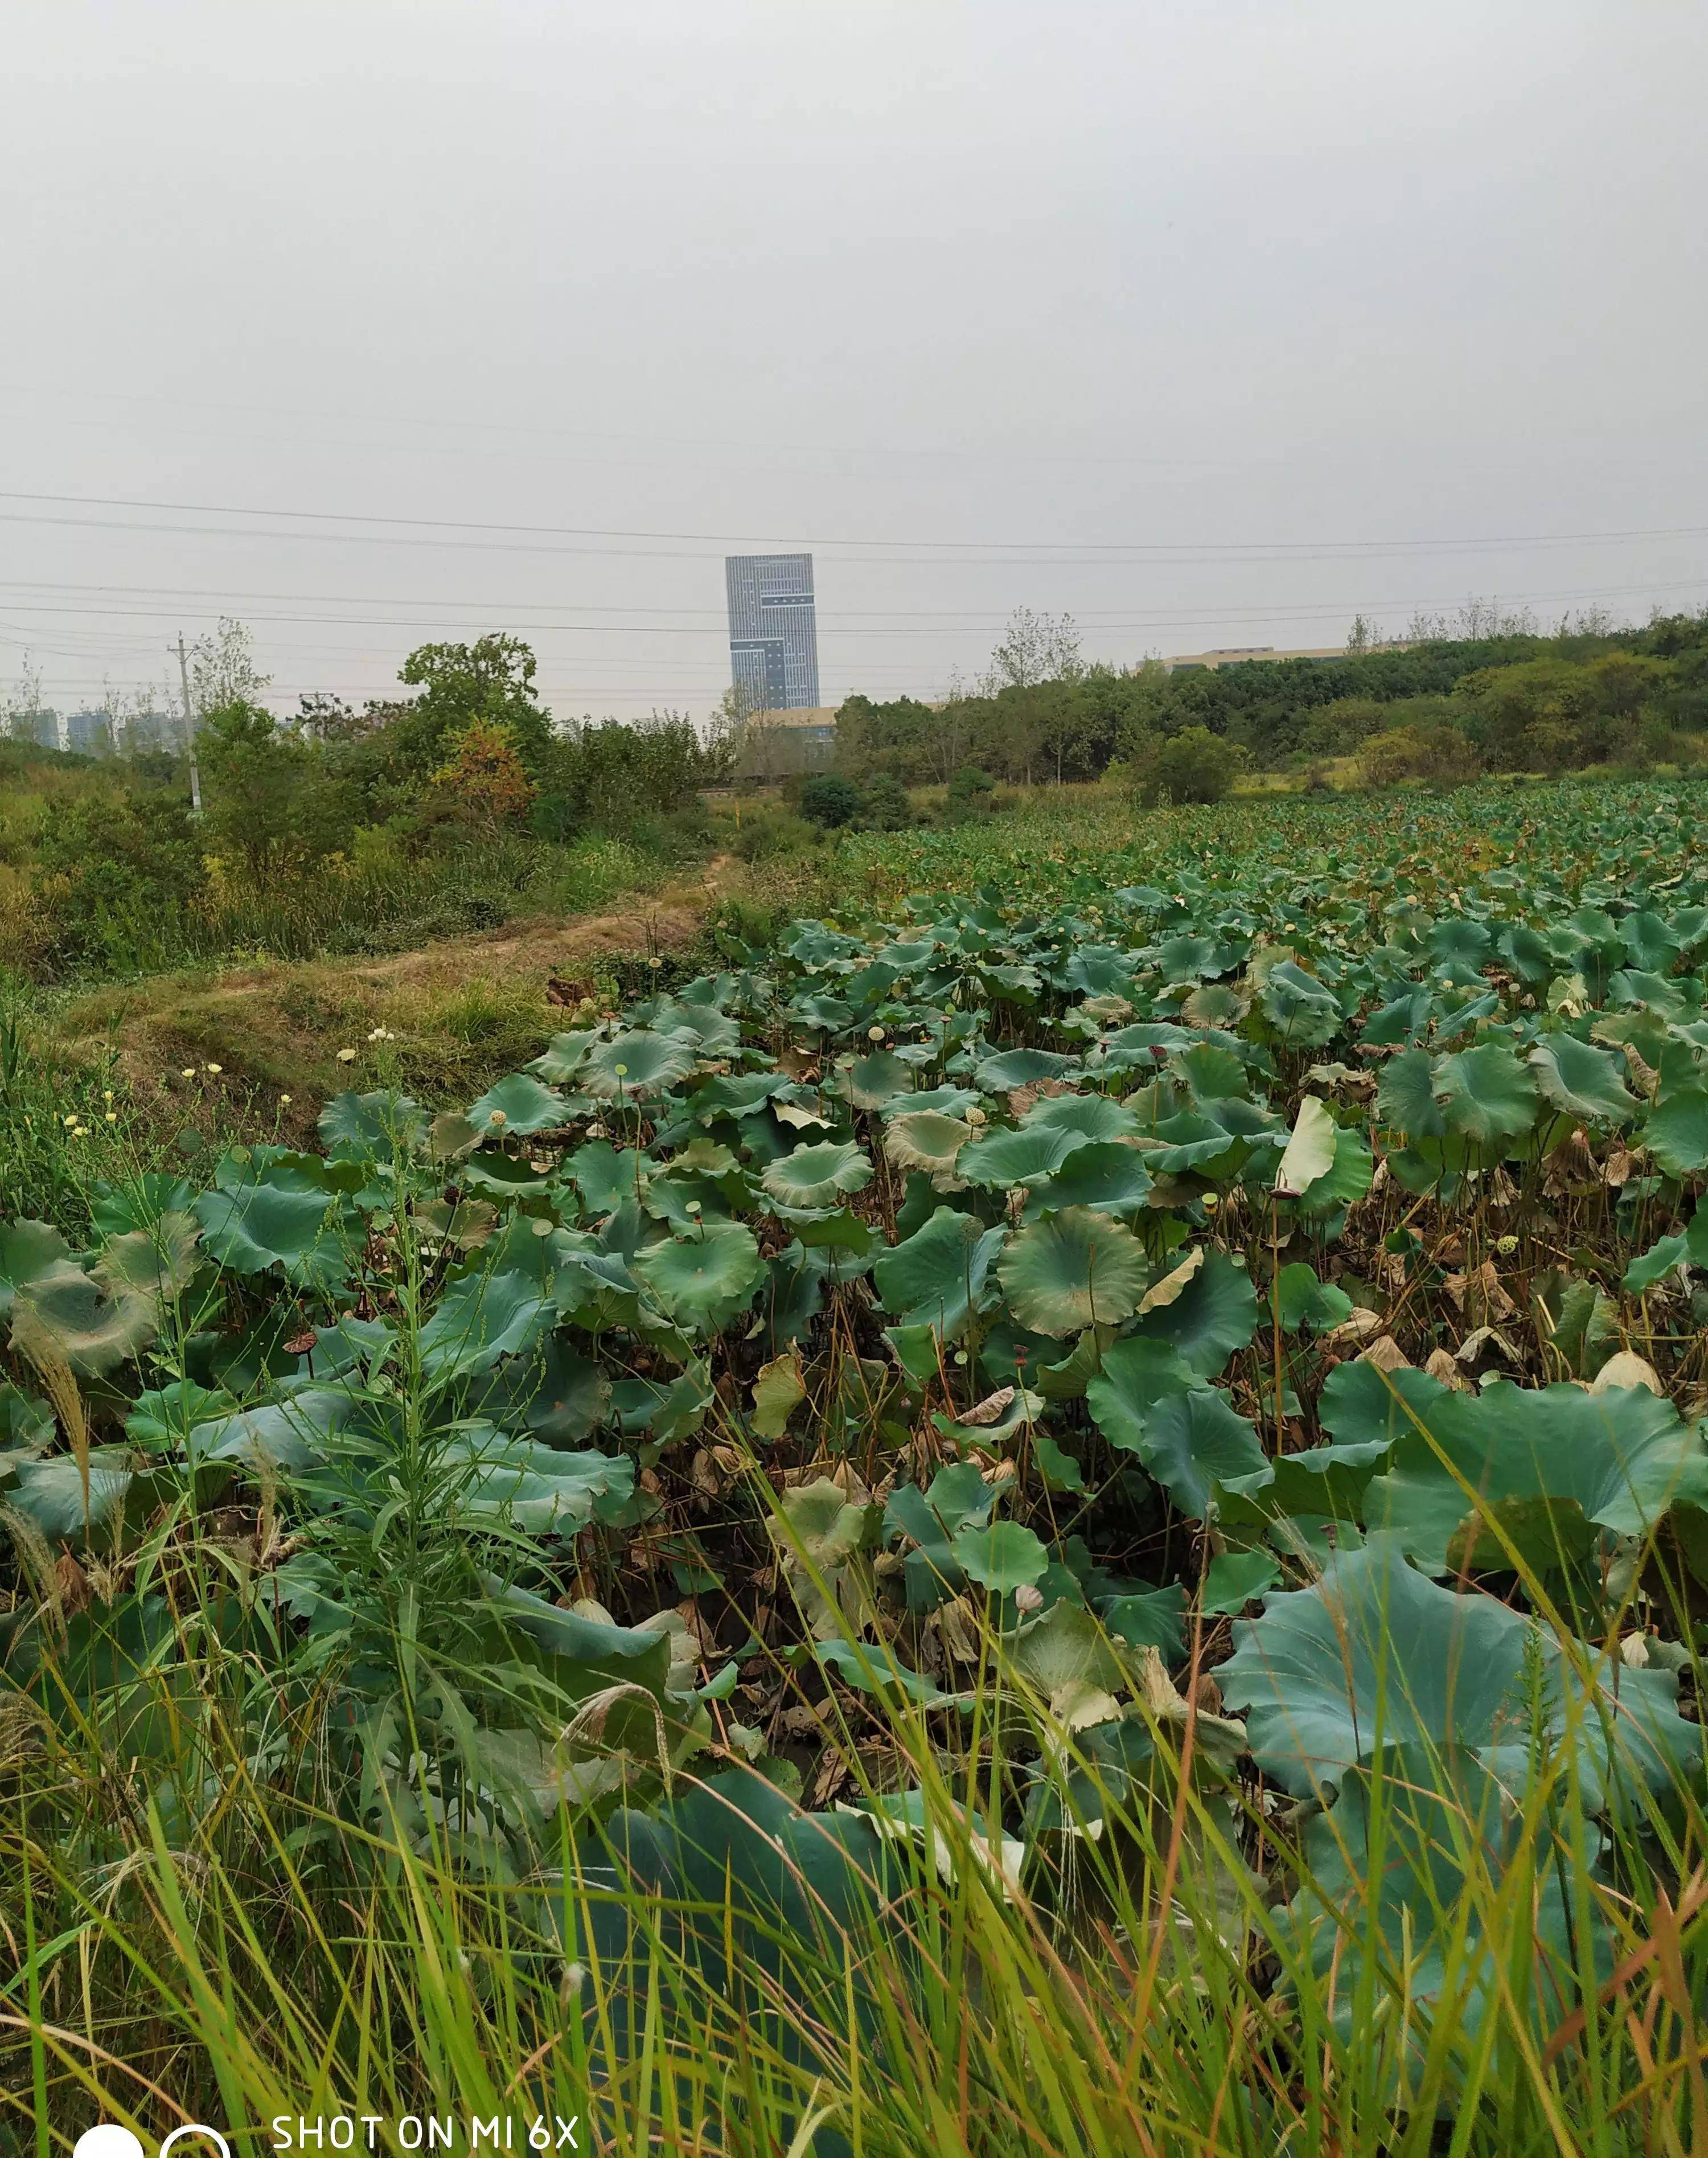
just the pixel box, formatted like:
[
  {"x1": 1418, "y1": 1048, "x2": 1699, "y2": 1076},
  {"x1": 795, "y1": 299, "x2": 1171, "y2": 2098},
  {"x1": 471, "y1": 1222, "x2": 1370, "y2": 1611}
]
[{"x1": 725, "y1": 552, "x2": 820, "y2": 711}]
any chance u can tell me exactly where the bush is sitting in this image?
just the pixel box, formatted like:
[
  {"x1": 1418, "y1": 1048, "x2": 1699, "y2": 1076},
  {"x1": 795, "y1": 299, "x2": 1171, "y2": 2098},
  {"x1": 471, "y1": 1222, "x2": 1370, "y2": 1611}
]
[
  {"x1": 733, "y1": 810, "x2": 819, "y2": 864},
  {"x1": 799, "y1": 773, "x2": 861, "y2": 829},
  {"x1": 1361, "y1": 724, "x2": 1483, "y2": 788},
  {"x1": 1136, "y1": 728, "x2": 1238, "y2": 806},
  {"x1": 859, "y1": 773, "x2": 913, "y2": 830},
  {"x1": 943, "y1": 766, "x2": 997, "y2": 824}
]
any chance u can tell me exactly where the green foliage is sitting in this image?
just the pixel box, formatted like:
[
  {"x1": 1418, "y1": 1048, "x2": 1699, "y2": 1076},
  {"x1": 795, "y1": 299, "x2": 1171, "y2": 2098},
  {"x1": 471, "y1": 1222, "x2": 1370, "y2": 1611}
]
[
  {"x1": 799, "y1": 772, "x2": 861, "y2": 828},
  {"x1": 1136, "y1": 725, "x2": 1239, "y2": 805}
]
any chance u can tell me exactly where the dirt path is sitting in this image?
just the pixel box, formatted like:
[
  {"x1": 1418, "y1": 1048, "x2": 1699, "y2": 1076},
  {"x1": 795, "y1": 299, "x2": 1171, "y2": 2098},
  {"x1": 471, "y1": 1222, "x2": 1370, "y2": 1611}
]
[{"x1": 50, "y1": 856, "x2": 744, "y2": 1119}]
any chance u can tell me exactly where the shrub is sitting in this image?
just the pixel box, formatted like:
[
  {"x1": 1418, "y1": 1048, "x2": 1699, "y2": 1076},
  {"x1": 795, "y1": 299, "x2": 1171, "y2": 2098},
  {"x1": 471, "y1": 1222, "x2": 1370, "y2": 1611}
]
[
  {"x1": 799, "y1": 773, "x2": 861, "y2": 829},
  {"x1": 1362, "y1": 724, "x2": 1483, "y2": 787},
  {"x1": 734, "y1": 810, "x2": 819, "y2": 863},
  {"x1": 943, "y1": 765, "x2": 997, "y2": 824},
  {"x1": 1136, "y1": 728, "x2": 1238, "y2": 806},
  {"x1": 859, "y1": 773, "x2": 913, "y2": 830}
]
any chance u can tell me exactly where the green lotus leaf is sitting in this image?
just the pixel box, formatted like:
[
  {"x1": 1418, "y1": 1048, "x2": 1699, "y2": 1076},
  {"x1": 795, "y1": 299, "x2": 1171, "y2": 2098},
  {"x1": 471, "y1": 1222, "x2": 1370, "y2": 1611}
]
[
  {"x1": 761, "y1": 1140, "x2": 872, "y2": 1212},
  {"x1": 1100, "y1": 1585, "x2": 1187, "y2": 1660},
  {"x1": 1528, "y1": 1035, "x2": 1639, "y2": 1126},
  {"x1": 632, "y1": 1221, "x2": 766, "y2": 1333},
  {"x1": 952, "y1": 1519, "x2": 1050, "y2": 1594},
  {"x1": 194, "y1": 1181, "x2": 354, "y2": 1290},
  {"x1": 1086, "y1": 1336, "x2": 1204, "y2": 1456},
  {"x1": 582, "y1": 1029, "x2": 697, "y2": 1100},
  {"x1": 525, "y1": 1026, "x2": 605, "y2": 1084},
  {"x1": 1318, "y1": 1358, "x2": 1450, "y2": 1459},
  {"x1": 997, "y1": 1208, "x2": 1149, "y2": 1335},
  {"x1": 89, "y1": 1175, "x2": 197, "y2": 1238},
  {"x1": 959, "y1": 1123, "x2": 1086, "y2": 1190},
  {"x1": 1284, "y1": 1749, "x2": 1609, "y2": 2053},
  {"x1": 465, "y1": 1072, "x2": 569, "y2": 1137},
  {"x1": 0, "y1": 1220, "x2": 74, "y2": 1320},
  {"x1": 1643, "y1": 1086, "x2": 1708, "y2": 1178},
  {"x1": 495, "y1": 1335, "x2": 613, "y2": 1447},
  {"x1": 872, "y1": 1207, "x2": 1007, "y2": 1341},
  {"x1": 1132, "y1": 1386, "x2": 1271, "y2": 1521},
  {"x1": 567, "y1": 1138, "x2": 650, "y2": 1213},
  {"x1": 10, "y1": 1216, "x2": 200, "y2": 1379},
  {"x1": 1007, "y1": 1599, "x2": 1126, "y2": 1696},
  {"x1": 1024, "y1": 1140, "x2": 1153, "y2": 1220},
  {"x1": 1157, "y1": 931, "x2": 1221, "y2": 981},
  {"x1": 974, "y1": 1047, "x2": 1081, "y2": 1093},
  {"x1": 317, "y1": 1088, "x2": 428, "y2": 1159},
  {"x1": 1364, "y1": 1378, "x2": 1708, "y2": 1577},
  {"x1": 1430, "y1": 1043, "x2": 1537, "y2": 1147},
  {"x1": 1202, "y1": 1549, "x2": 1282, "y2": 1614},
  {"x1": 1218, "y1": 1536, "x2": 1702, "y2": 1805},
  {"x1": 1271, "y1": 1262, "x2": 1354, "y2": 1334},
  {"x1": 0, "y1": 1381, "x2": 55, "y2": 1454},
  {"x1": 840, "y1": 1050, "x2": 913, "y2": 1110},
  {"x1": 442, "y1": 1432, "x2": 635, "y2": 1535},
  {"x1": 1128, "y1": 1246, "x2": 1257, "y2": 1377},
  {"x1": 771, "y1": 1476, "x2": 880, "y2": 1639},
  {"x1": 1376, "y1": 1048, "x2": 1446, "y2": 1139},
  {"x1": 6, "y1": 1447, "x2": 136, "y2": 1539},
  {"x1": 1023, "y1": 1093, "x2": 1141, "y2": 1143},
  {"x1": 418, "y1": 1263, "x2": 556, "y2": 1383},
  {"x1": 884, "y1": 1111, "x2": 972, "y2": 1179},
  {"x1": 884, "y1": 1462, "x2": 993, "y2": 1611},
  {"x1": 1258, "y1": 961, "x2": 1342, "y2": 1048}
]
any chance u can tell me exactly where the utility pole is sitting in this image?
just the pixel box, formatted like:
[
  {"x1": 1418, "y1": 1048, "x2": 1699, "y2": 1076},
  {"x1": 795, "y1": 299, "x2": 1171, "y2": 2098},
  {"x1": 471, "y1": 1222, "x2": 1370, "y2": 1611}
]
[{"x1": 176, "y1": 633, "x2": 202, "y2": 812}]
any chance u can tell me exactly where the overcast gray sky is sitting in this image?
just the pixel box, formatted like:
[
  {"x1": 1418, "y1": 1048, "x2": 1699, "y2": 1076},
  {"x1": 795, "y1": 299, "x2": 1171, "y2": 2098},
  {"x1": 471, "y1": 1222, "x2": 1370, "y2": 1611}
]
[{"x1": 5, "y1": 0, "x2": 1705, "y2": 722}]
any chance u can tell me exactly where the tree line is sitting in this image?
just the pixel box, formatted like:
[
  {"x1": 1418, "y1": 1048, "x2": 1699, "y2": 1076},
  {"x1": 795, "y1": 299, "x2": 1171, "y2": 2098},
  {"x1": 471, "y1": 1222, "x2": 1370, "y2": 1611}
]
[{"x1": 831, "y1": 606, "x2": 1708, "y2": 791}]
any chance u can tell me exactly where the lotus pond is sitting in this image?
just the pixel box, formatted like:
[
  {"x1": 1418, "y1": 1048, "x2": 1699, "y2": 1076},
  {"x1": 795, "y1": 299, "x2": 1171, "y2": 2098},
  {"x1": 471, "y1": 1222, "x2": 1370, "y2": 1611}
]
[{"x1": 8, "y1": 777, "x2": 1708, "y2": 2151}]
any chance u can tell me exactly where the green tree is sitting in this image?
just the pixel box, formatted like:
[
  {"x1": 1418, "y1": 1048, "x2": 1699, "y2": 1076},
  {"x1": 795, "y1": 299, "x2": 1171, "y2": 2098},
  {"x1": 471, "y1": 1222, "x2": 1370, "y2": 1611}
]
[
  {"x1": 1136, "y1": 727, "x2": 1238, "y2": 805},
  {"x1": 799, "y1": 773, "x2": 861, "y2": 828},
  {"x1": 391, "y1": 635, "x2": 555, "y2": 785},
  {"x1": 199, "y1": 701, "x2": 350, "y2": 876}
]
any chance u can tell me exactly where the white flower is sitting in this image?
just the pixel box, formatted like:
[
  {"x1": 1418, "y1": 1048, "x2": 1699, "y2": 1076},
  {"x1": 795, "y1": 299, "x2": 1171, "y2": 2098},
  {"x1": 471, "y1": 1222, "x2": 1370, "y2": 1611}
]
[
  {"x1": 205, "y1": 1062, "x2": 222, "y2": 1076},
  {"x1": 103, "y1": 1089, "x2": 114, "y2": 1103},
  {"x1": 63, "y1": 1114, "x2": 77, "y2": 1127},
  {"x1": 336, "y1": 1048, "x2": 357, "y2": 1064},
  {"x1": 105, "y1": 1111, "x2": 117, "y2": 1124},
  {"x1": 1013, "y1": 1582, "x2": 1044, "y2": 1614},
  {"x1": 180, "y1": 1067, "x2": 196, "y2": 1080},
  {"x1": 278, "y1": 1093, "x2": 292, "y2": 1106}
]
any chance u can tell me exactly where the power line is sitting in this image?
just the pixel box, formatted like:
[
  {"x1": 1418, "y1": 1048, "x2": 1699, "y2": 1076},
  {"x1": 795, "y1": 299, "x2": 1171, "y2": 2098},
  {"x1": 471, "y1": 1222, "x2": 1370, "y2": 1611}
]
[{"x1": 2, "y1": 486, "x2": 1705, "y2": 559}]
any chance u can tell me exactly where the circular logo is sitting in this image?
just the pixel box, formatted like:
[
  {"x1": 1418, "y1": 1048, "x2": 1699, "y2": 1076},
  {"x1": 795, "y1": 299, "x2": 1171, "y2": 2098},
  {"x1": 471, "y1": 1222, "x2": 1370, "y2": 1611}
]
[
  {"x1": 160, "y1": 2133, "x2": 232, "y2": 2158},
  {"x1": 73, "y1": 2134, "x2": 146, "y2": 2158}
]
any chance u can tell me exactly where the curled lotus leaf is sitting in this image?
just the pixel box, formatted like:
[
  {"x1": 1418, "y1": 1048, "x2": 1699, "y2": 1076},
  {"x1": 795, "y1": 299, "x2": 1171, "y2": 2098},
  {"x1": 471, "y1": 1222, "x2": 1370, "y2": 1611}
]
[
  {"x1": 1024, "y1": 1140, "x2": 1153, "y2": 1220},
  {"x1": 1528, "y1": 1034, "x2": 1639, "y2": 1126},
  {"x1": 632, "y1": 1221, "x2": 766, "y2": 1334},
  {"x1": 997, "y1": 1208, "x2": 1149, "y2": 1336},
  {"x1": 525, "y1": 1026, "x2": 605, "y2": 1085},
  {"x1": 761, "y1": 1141, "x2": 872, "y2": 1212},
  {"x1": 959, "y1": 1123, "x2": 1086, "y2": 1191},
  {"x1": 0, "y1": 1221, "x2": 74, "y2": 1321},
  {"x1": 582, "y1": 1030, "x2": 697, "y2": 1100},
  {"x1": 974, "y1": 1047, "x2": 1081, "y2": 1093},
  {"x1": 317, "y1": 1089, "x2": 428, "y2": 1160},
  {"x1": 884, "y1": 1111, "x2": 972, "y2": 1180},
  {"x1": 465, "y1": 1072, "x2": 569, "y2": 1138}
]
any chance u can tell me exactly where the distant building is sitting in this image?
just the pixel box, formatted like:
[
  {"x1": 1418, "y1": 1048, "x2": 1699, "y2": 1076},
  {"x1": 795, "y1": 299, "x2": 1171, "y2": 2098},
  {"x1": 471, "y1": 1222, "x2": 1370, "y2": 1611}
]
[
  {"x1": 1163, "y1": 642, "x2": 1407, "y2": 673},
  {"x1": 736, "y1": 705, "x2": 839, "y2": 779},
  {"x1": 6, "y1": 708, "x2": 59, "y2": 750},
  {"x1": 64, "y1": 708, "x2": 114, "y2": 757},
  {"x1": 118, "y1": 710, "x2": 175, "y2": 757},
  {"x1": 725, "y1": 553, "x2": 820, "y2": 711}
]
